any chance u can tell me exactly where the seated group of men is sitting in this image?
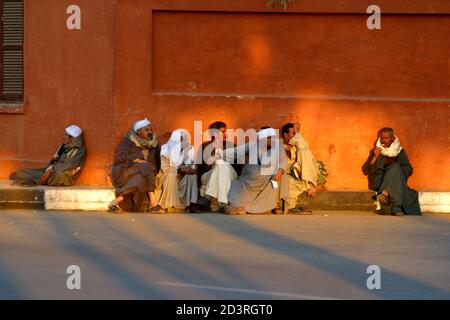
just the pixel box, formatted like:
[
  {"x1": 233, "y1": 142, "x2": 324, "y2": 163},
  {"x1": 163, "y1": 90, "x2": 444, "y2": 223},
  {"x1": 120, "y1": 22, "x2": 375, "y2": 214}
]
[{"x1": 10, "y1": 120, "x2": 422, "y2": 216}]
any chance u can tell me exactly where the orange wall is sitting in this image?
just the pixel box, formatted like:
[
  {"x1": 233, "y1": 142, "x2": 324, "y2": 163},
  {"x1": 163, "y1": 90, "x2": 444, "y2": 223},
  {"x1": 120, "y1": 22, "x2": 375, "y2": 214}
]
[
  {"x1": 1, "y1": 0, "x2": 449, "y2": 191},
  {"x1": 0, "y1": 0, "x2": 115, "y2": 184}
]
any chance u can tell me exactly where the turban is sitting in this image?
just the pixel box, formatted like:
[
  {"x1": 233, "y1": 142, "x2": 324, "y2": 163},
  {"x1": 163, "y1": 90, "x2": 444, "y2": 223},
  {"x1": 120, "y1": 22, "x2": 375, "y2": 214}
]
[
  {"x1": 133, "y1": 118, "x2": 151, "y2": 132},
  {"x1": 257, "y1": 128, "x2": 277, "y2": 140},
  {"x1": 65, "y1": 125, "x2": 83, "y2": 138}
]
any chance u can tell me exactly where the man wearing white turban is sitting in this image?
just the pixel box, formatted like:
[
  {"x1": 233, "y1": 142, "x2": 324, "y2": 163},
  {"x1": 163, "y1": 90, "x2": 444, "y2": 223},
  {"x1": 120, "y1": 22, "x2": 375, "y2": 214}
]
[
  {"x1": 362, "y1": 127, "x2": 421, "y2": 216},
  {"x1": 109, "y1": 118, "x2": 160, "y2": 213},
  {"x1": 224, "y1": 127, "x2": 289, "y2": 215},
  {"x1": 11, "y1": 125, "x2": 87, "y2": 186},
  {"x1": 157, "y1": 129, "x2": 200, "y2": 213}
]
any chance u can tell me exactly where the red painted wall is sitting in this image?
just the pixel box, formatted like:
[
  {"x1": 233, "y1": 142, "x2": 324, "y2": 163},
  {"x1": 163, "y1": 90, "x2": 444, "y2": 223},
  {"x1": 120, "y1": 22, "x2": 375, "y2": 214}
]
[{"x1": 1, "y1": 0, "x2": 449, "y2": 191}]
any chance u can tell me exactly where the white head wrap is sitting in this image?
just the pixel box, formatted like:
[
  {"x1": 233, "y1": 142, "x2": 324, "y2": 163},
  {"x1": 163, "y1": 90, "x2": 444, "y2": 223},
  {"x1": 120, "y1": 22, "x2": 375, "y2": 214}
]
[
  {"x1": 133, "y1": 118, "x2": 151, "y2": 132},
  {"x1": 65, "y1": 125, "x2": 83, "y2": 138},
  {"x1": 257, "y1": 128, "x2": 277, "y2": 140},
  {"x1": 160, "y1": 129, "x2": 194, "y2": 168}
]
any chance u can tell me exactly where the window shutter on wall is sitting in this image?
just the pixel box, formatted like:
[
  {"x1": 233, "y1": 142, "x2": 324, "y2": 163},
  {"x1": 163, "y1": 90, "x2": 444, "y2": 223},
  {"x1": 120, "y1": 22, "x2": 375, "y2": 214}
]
[{"x1": 1, "y1": 0, "x2": 23, "y2": 100}]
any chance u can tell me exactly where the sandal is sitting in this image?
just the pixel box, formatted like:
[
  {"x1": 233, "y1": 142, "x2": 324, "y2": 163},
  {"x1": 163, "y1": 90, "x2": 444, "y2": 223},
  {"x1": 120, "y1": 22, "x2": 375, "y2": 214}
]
[
  {"x1": 108, "y1": 203, "x2": 123, "y2": 214},
  {"x1": 224, "y1": 206, "x2": 246, "y2": 215},
  {"x1": 377, "y1": 192, "x2": 390, "y2": 205},
  {"x1": 147, "y1": 204, "x2": 166, "y2": 214}
]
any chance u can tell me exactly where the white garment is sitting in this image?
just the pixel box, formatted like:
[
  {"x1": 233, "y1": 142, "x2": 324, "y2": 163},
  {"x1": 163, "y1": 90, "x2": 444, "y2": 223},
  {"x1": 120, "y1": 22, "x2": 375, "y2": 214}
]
[
  {"x1": 376, "y1": 136, "x2": 403, "y2": 157},
  {"x1": 202, "y1": 163, "x2": 238, "y2": 204},
  {"x1": 257, "y1": 128, "x2": 277, "y2": 139},
  {"x1": 160, "y1": 129, "x2": 194, "y2": 168}
]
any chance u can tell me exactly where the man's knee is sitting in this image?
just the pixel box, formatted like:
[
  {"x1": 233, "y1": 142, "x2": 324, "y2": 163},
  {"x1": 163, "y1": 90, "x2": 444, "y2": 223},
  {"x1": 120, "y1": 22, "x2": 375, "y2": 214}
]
[{"x1": 47, "y1": 171, "x2": 72, "y2": 186}]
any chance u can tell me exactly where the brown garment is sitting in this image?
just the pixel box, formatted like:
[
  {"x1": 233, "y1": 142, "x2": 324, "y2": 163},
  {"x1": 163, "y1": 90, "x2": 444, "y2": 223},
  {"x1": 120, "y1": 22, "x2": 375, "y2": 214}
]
[{"x1": 110, "y1": 136, "x2": 158, "y2": 212}]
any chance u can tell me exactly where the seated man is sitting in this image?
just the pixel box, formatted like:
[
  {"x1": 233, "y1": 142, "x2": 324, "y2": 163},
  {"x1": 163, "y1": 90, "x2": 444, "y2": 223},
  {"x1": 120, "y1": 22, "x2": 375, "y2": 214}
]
[
  {"x1": 109, "y1": 118, "x2": 160, "y2": 213},
  {"x1": 225, "y1": 127, "x2": 288, "y2": 215},
  {"x1": 158, "y1": 129, "x2": 200, "y2": 213},
  {"x1": 197, "y1": 121, "x2": 238, "y2": 212},
  {"x1": 11, "y1": 125, "x2": 86, "y2": 187},
  {"x1": 281, "y1": 122, "x2": 321, "y2": 214},
  {"x1": 362, "y1": 127, "x2": 421, "y2": 216}
]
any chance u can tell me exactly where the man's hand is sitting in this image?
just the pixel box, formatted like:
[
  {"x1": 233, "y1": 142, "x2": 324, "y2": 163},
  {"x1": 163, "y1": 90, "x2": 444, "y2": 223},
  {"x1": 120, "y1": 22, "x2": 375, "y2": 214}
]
[
  {"x1": 374, "y1": 147, "x2": 382, "y2": 158},
  {"x1": 40, "y1": 168, "x2": 55, "y2": 185},
  {"x1": 371, "y1": 147, "x2": 382, "y2": 164},
  {"x1": 272, "y1": 169, "x2": 284, "y2": 182},
  {"x1": 179, "y1": 166, "x2": 197, "y2": 175}
]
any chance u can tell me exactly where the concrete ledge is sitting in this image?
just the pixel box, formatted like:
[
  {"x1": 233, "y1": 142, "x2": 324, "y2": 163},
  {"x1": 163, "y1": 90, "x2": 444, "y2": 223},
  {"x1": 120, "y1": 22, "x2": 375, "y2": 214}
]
[
  {"x1": 0, "y1": 180, "x2": 449, "y2": 213},
  {"x1": 44, "y1": 187, "x2": 115, "y2": 211}
]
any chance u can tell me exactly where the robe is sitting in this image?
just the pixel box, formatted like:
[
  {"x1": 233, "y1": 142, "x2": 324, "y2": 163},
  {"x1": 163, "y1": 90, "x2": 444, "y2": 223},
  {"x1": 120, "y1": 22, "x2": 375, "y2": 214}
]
[
  {"x1": 362, "y1": 149, "x2": 421, "y2": 215},
  {"x1": 110, "y1": 136, "x2": 158, "y2": 212},
  {"x1": 11, "y1": 136, "x2": 87, "y2": 187},
  {"x1": 284, "y1": 133, "x2": 320, "y2": 210},
  {"x1": 197, "y1": 140, "x2": 239, "y2": 206},
  {"x1": 158, "y1": 154, "x2": 198, "y2": 210},
  {"x1": 226, "y1": 140, "x2": 289, "y2": 214}
]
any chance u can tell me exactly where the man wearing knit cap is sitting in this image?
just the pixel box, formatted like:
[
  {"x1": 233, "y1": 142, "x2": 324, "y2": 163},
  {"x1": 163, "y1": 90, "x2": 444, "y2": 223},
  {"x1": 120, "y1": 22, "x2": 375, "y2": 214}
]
[{"x1": 11, "y1": 125, "x2": 87, "y2": 186}]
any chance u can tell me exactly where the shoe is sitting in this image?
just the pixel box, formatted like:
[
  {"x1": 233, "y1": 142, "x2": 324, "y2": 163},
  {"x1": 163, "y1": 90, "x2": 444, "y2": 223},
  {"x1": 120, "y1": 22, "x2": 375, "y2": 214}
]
[
  {"x1": 392, "y1": 211, "x2": 404, "y2": 217},
  {"x1": 147, "y1": 204, "x2": 166, "y2": 214},
  {"x1": 272, "y1": 208, "x2": 283, "y2": 215},
  {"x1": 197, "y1": 197, "x2": 210, "y2": 209},
  {"x1": 210, "y1": 197, "x2": 220, "y2": 212},
  {"x1": 108, "y1": 203, "x2": 123, "y2": 214},
  {"x1": 185, "y1": 204, "x2": 203, "y2": 214},
  {"x1": 288, "y1": 207, "x2": 313, "y2": 215},
  {"x1": 377, "y1": 192, "x2": 390, "y2": 205},
  {"x1": 224, "y1": 205, "x2": 246, "y2": 215}
]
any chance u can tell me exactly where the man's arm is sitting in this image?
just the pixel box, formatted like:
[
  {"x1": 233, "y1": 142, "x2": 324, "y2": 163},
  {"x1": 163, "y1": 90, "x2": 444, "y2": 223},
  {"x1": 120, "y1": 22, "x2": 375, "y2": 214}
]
[{"x1": 52, "y1": 147, "x2": 86, "y2": 173}]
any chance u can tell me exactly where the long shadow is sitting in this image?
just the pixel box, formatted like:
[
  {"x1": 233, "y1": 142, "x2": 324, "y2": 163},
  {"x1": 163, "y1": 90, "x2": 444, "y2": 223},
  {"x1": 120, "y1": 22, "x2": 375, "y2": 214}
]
[
  {"x1": 188, "y1": 215, "x2": 450, "y2": 299},
  {"x1": 0, "y1": 261, "x2": 29, "y2": 299},
  {"x1": 6, "y1": 212, "x2": 170, "y2": 299},
  {"x1": 100, "y1": 215, "x2": 274, "y2": 299}
]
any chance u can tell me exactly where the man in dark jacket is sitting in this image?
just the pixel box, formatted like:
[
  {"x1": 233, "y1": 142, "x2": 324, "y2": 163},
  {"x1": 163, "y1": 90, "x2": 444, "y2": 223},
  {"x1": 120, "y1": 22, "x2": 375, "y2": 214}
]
[
  {"x1": 11, "y1": 125, "x2": 87, "y2": 187},
  {"x1": 362, "y1": 127, "x2": 421, "y2": 216}
]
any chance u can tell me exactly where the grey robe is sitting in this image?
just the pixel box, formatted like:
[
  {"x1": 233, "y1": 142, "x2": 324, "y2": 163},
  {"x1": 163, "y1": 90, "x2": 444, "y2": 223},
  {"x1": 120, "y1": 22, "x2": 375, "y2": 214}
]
[
  {"x1": 11, "y1": 136, "x2": 86, "y2": 186},
  {"x1": 362, "y1": 149, "x2": 421, "y2": 215},
  {"x1": 227, "y1": 141, "x2": 289, "y2": 214}
]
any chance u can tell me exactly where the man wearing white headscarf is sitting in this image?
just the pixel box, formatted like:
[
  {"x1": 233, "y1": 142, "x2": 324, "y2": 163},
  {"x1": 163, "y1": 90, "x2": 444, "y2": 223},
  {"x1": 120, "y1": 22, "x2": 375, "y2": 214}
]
[
  {"x1": 362, "y1": 127, "x2": 421, "y2": 216},
  {"x1": 158, "y1": 129, "x2": 200, "y2": 213},
  {"x1": 11, "y1": 125, "x2": 87, "y2": 186},
  {"x1": 109, "y1": 118, "x2": 160, "y2": 213},
  {"x1": 224, "y1": 127, "x2": 289, "y2": 215}
]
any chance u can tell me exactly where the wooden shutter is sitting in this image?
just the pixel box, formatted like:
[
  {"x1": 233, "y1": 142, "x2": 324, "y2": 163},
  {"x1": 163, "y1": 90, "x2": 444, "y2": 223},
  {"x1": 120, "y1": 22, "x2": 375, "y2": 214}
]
[{"x1": 1, "y1": 0, "x2": 23, "y2": 101}]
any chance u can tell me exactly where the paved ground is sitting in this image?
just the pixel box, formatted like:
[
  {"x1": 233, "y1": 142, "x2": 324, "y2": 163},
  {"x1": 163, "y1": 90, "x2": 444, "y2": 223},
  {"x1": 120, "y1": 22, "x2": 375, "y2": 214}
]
[{"x1": 0, "y1": 210, "x2": 449, "y2": 300}]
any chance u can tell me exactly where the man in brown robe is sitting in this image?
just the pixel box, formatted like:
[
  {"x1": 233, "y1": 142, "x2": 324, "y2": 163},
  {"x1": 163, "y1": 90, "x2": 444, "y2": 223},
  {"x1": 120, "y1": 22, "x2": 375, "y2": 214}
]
[
  {"x1": 109, "y1": 118, "x2": 160, "y2": 213},
  {"x1": 11, "y1": 125, "x2": 86, "y2": 187}
]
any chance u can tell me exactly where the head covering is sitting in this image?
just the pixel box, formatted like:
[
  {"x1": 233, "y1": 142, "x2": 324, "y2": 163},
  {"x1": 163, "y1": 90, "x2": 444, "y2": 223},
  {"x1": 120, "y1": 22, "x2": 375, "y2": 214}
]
[
  {"x1": 65, "y1": 125, "x2": 83, "y2": 138},
  {"x1": 133, "y1": 118, "x2": 151, "y2": 132},
  {"x1": 376, "y1": 136, "x2": 403, "y2": 157},
  {"x1": 257, "y1": 128, "x2": 277, "y2": 140},
  {"x1": 160, "y1": 129, "x2": 194, "y2": 168}
]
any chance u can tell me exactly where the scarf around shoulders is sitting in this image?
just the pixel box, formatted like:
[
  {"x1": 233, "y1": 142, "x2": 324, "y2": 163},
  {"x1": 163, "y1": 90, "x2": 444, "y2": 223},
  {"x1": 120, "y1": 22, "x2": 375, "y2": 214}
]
[
  {"x1": 376, "y1": 136, "x2": 403, "y2": 158},
  {"x1": 126, "y1": 129, "x2": 158, "y2": 150}
]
